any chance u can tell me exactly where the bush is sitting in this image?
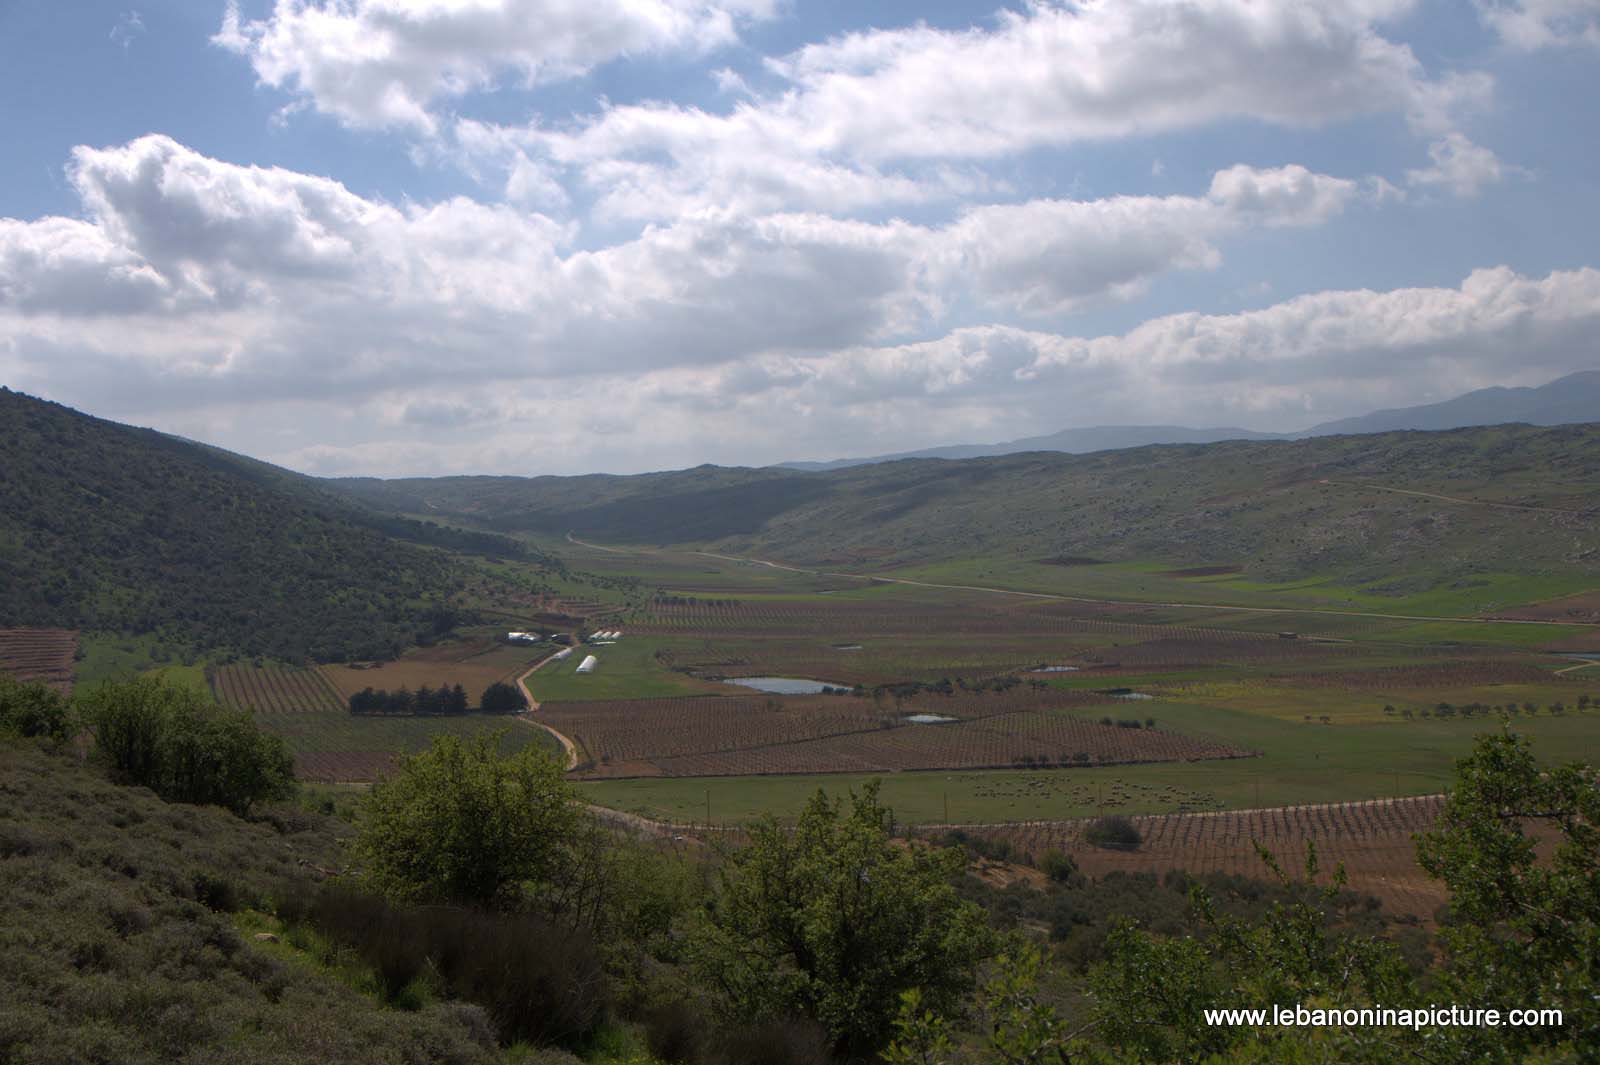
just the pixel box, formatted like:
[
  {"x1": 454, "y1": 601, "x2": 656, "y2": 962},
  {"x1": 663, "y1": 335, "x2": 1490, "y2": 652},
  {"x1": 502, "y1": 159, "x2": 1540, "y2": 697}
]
[
  {"x1": 0, "y1": 673, "x2": 75, "y2": 741},
  {"x1": 79, "y1": 676, "x2": 294, "y2": 815},
  {"x1": 1085, "y1": 815, "x2": 1142, "y2": 852},
  {"x1": 707, "y1": 1017, "x2": 832, "y2": 1065},
  {"x1": 1040, "y1": 850, "x2": 1081, "y2": 884},
  {"x1": 285, "y1": 882, "x2": 608, "y2": 1048},
  {"x1": 355, "y1": 733, "x2": 579, "y2": 907},
  {"x1": 481, "y1": 681, "x2": 529, "y2": 714}
]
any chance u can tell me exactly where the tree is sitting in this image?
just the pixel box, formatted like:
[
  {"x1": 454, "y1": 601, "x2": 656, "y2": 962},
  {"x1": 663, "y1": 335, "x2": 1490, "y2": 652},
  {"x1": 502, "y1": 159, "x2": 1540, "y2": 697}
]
[
  {"x1": 78, "y1": 675, "x2": 293, "y2": 814},
  {"x1": 0, "y1": 673, "x2": 74, "y2": 741},
  {"x1": 690, "y1": 783, "x2": 993, "y2": 1057},
  {"x1": 1414, "y1": 729, "x2": 1600, "y2": 1061},
  {"x1": 481, "y1": 680, "x2": 528, "y2": 713},
  {"x1": 355, "y1": 732, "x2": 579, "y2": 908}
]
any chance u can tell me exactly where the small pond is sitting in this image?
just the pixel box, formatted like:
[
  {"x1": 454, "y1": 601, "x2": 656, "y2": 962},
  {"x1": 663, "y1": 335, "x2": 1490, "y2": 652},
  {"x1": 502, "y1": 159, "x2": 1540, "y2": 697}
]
[
  {"x1": 1100, "y1": 688, "x2": 1155, "y2": 700},
  {"x1": 905, "y1": 713, "x2": 958, "y2": 724},
  {"x1": 834, "y1": 644, "x2": 864, "y2": 651},
  {"x1": 725, "y1": 676, "x2": 848, "y2": 694}
]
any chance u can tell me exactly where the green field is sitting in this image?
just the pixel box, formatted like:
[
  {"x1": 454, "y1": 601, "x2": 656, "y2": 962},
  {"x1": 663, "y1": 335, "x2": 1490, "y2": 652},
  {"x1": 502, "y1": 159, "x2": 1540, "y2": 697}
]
[
  {"x1": 525, "y1": 637, "x2": 731, "y2": 702},
  {"x1": 579, "y1": 709, "x2": 1600, "y2": 824}
]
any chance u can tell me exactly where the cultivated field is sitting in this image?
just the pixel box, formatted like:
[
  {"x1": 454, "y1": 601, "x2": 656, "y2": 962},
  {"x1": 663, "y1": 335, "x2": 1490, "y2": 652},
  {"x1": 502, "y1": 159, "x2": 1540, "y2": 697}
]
[
  {"x1": 210, "y1": 661, "x2": 555, "y2": 782},
  {"x1": 210, "y1": 662, "x2": 343, "y2": 714},
  {"x1": 0, "y1": 628, "x2": 78, "y2": 695},
  {"x1": 959, "y1": 796, "x2": 1452, "y2": 920},
  {"x1": 543, "y1": 687, "x2": 1255, "y2": 778},
  {"x1": 318, "y1": 632, "x2": 542, "y2": 706}
]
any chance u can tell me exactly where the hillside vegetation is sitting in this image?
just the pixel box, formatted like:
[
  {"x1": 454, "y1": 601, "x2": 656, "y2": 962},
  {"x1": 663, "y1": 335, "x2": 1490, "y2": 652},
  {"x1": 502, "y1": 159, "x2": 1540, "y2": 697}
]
[
  {"x1": 0, "y1": 389, "x2": 535, "y2": 663},
  {"x1": 331, "y1": 423, "x2": 1600, "y2": 588}
]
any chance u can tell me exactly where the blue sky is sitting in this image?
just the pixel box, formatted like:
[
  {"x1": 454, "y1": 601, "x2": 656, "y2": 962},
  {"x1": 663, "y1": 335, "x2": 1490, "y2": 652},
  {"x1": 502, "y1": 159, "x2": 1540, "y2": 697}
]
[{"x1": 1, "y1": 0, "x2": 1597, "y2": 474}]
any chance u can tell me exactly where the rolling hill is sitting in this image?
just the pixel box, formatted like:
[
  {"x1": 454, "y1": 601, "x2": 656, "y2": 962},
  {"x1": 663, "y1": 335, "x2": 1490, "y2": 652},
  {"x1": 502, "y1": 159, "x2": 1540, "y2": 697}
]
[
  {"x1": 0, "y1": 388, "x2": 525, "y2": 663},
  {"x1": 328, "y1": 423, "x2": 1600, "y2": 591}
]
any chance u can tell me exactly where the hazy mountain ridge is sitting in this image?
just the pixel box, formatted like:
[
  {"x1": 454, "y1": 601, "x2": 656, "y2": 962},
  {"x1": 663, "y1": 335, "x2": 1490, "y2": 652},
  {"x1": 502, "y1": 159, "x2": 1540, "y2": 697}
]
[{"x1": 779, "y1": 371, "x2": 1600, "y2": 470}]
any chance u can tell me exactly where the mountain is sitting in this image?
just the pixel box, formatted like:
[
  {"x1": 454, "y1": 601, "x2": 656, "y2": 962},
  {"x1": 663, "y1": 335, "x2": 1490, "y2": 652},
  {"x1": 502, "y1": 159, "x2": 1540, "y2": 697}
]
[
  {"x1": 1301, "y1": 370, "x2": 1600, "y2": 436},
  {"x1": 0, "y1": 388, "x2": 515, "y2": 663},
  {"x1": 327, "y1": 423, "x2": 1600, "y2": 590},
  {"x1": 780, "y1": 425, "x2": 1283, "y2": 471},
  {"x1": 778, "y1": 370, "x2": 1600, "y2": 470}
]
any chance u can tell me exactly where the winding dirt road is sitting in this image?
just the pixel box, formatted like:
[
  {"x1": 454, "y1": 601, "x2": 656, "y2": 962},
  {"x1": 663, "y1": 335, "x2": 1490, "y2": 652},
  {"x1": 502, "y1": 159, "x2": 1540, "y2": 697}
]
[{"x1": 513, "y1": 647, "x2": 581, "y2": 771}]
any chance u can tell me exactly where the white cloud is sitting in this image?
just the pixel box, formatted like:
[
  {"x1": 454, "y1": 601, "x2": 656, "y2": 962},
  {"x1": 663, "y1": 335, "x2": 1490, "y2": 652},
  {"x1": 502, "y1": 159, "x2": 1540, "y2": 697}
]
[
  {"x1": 1476, "y1": 0, "x2": 1600, "y2": 49},
  {"x1": 3, "y1": 136, "x2": 1577, "y2": 476},
  {"x1": 215, "y1": 0, "x2": 776, "y2": 132},
  {"x1": 449, "y1": 0, "x2": 1485, "y2": 223},
  {"x1": 1404, "y1": 133, "x2": 1523, "y2": 198}
]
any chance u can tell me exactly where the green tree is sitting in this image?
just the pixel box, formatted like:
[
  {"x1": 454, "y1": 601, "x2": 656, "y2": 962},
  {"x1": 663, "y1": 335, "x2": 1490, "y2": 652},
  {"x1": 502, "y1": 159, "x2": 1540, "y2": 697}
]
[
  {"x1": 355, "y1": 732, "x2": 579, "y2": 908},
  {"x1": 480, "y1": 680, "x2": 528, "y2": 713},
  {"x1": 0, "y1": 672, "x2": 75, "y2": 741},
  {"x1": 1415, "y1": 729, "x2": 1600, "y2": 1061},
  {"x1": 78, "y1": 675, "x2": 293, "y2": 814},
  {"x1": 690, "y1": 783, "x2": 993, "y2": 1057}
]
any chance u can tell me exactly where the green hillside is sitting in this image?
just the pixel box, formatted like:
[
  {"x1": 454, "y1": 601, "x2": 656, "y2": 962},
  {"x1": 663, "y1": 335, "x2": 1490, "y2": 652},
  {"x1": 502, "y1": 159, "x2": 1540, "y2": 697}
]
[
  {"x1": 0, "y1": 389, "x2": 516, "y2": 663},
  {"x1": 329, "y1": 423, "x2": 1600, "y2": 595}
]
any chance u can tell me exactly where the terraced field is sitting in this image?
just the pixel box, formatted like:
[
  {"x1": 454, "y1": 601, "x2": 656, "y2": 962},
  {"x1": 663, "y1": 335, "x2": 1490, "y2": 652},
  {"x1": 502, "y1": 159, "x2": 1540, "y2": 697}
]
[{"x1": 0, "y1": 628, "x2": 78, "y2": 695}]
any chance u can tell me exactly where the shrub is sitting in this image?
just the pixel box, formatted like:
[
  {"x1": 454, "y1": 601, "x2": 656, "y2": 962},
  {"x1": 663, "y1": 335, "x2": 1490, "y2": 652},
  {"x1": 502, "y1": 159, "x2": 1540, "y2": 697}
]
[
  {"x1": 355, "y1": 733, "x2": 579, "y2": 908},
  {"x1": 79, "y1": 676, "x2": 294, "y2": 815},
  {"x1": 0, "y1": 673, "x2": 75, "y2": 741},
  {"x1": 1085, "y1": 815, "x2": 1142, "y2": 852},
  {"x1": 1040, "y1": 850, "x2": 1081, "y2": 884},
  {"x1": 285, "y1": 881, "x2": 607, "y2": 1048}
]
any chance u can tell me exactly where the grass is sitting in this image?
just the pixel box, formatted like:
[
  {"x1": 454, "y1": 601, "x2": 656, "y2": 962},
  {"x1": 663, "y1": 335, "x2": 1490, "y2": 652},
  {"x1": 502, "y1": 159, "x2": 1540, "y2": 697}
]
[
  {"x1": 525, "y1": 638, "x2": 727, "y2": 703},
  {"x1": 883, "y1": 557, "x2": 1597, "y2": 624}
]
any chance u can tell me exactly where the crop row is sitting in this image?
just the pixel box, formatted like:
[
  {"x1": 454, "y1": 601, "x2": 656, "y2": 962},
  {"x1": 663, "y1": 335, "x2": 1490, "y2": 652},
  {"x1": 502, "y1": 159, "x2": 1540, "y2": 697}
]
[
  {"x1": 0, "y1": 628, "x2": 78, "y2": 694},
  {"x1": 645, "y1": 712, "x2": 1253, "y2": 777},
  {"x1": 1279, "y1": 661, "x2": 1574, "y2": 690},
  {"x1": 211, "y1": 663, "x2": 345, "y2": 716}
]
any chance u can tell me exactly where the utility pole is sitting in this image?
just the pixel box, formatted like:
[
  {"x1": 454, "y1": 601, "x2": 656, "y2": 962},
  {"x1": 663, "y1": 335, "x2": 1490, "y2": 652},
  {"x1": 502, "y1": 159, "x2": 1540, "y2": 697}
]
[{"x1": 705, "y1": 789, "x2": 711, "y2": 828}]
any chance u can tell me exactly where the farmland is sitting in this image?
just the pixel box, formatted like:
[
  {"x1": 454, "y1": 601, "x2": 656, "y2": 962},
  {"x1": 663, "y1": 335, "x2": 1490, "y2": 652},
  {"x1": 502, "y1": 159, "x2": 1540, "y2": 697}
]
[
  {"x1": 0, "y1": 628, "x2": 78, "y2": 695},
  {"x1": 209, "y1": 661, "x2": 556, "y2": 782},
  {"x1": 958, "y1": 796, "x2": 1453, "y2": 920},
  {"x1": 317, "y1": 630, "x2": 543, "y2": 706},
  {"x1": 542, "y1": 687, "x2": 1254, "y2": 778}
]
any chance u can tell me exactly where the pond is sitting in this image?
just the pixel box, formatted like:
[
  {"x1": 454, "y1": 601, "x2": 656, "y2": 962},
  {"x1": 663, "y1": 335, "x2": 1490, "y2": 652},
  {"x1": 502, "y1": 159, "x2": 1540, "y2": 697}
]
[
  {"x1": 905, "y1": 713, "x2": 958, "y2": 724},
  {"x1": 725, "y1": 676, "x2": 849, "y2": 694},
  {"x1": 1100, "y1": 688, "x2": 1155, "y2": 700}
]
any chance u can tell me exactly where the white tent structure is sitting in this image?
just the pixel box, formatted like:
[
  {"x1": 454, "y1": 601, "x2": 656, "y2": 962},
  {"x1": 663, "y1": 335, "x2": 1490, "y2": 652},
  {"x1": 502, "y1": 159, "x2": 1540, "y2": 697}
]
[
  {"x1": 576, "y1": 654, "x2": 599, "y2": 674},
  {"x1": 553, "y1": 647, "x2": 573, "y2": 660}
]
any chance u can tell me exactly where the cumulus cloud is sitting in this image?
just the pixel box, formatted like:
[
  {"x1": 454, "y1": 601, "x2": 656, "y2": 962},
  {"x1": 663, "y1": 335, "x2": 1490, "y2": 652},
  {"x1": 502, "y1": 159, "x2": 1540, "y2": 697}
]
[
  {"x1": 215, "y1": 0, "x2": 776, "y2": 132},
  {"x1": 1, "y1": 135, "x2": 1588, "y2": 475},
  {"x1": 1476, "y1": 0, "x2": 1600, "y2": 49},
  {"x1": 1405, "y1": 133, "x2": 1524, "y2": 198}
]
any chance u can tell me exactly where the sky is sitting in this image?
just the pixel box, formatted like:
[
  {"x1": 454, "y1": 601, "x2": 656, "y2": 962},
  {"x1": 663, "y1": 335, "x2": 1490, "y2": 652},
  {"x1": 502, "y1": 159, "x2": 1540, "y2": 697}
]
[{"x1": 1, "y1": 0, "x2": 1597, "y2": 476}]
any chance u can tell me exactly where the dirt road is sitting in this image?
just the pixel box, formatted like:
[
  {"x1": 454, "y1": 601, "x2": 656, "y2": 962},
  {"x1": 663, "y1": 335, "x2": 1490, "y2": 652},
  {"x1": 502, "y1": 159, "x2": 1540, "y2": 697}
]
[{"x1": 514, "y1": 647, "x2": 581, "y2": 771}]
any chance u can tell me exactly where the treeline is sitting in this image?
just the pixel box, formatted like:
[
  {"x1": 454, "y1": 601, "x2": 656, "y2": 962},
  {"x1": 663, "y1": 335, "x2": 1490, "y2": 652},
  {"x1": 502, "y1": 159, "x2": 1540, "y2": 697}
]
[{"x1": 348, "y1": 680, "x2": 525, "y2": 715}]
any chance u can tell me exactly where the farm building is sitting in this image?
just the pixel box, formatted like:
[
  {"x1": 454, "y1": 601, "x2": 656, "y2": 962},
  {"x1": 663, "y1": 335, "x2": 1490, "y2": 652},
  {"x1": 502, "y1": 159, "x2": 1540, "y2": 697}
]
[
  {"x1": 553, "y1": 648, "x2": 573, "y2": 661},
  {"x1": 506, "y1": 631, "x2": 541, "y2": 643},
  {"x1": 576, "y1": 655, "x2": 598, "y2": 674}
]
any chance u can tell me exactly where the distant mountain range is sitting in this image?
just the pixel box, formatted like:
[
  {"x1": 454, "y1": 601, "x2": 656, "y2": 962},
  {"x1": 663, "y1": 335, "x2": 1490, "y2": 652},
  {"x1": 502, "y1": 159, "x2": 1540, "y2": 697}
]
[{"x1": 779, "y1": 370, "x2": 1600, "y2": 471}]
